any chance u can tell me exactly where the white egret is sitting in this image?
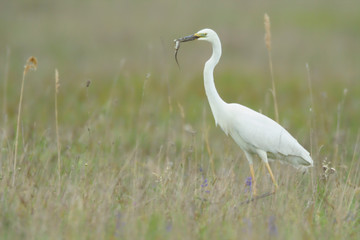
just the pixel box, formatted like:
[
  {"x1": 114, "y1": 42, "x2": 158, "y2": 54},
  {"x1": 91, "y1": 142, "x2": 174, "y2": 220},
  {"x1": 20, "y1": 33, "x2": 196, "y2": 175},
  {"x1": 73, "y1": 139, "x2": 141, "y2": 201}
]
[{"x1": 175, "y1": 29, "x2": 313, "y2": 195}]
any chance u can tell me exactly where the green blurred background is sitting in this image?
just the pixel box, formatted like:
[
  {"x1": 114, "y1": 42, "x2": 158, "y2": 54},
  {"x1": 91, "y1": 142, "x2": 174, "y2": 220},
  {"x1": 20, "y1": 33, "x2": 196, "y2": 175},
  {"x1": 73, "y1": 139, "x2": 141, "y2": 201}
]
[{"x1": 2, "y1": 0, "x2": 360, "y2": 75}]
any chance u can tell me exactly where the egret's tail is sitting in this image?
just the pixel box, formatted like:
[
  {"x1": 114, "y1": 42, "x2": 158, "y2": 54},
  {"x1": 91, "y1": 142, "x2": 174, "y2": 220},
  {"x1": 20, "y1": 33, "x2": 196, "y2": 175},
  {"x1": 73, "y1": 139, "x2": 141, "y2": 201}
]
[{"x1": 268, "y1": 152, "x2": 313, "y2": 170}]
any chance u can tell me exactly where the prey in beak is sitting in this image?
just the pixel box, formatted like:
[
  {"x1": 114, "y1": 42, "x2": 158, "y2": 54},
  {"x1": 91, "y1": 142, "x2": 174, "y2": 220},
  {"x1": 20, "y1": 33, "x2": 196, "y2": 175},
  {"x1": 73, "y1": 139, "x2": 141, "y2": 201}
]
[{"x1": 174, "y1": 34, "x2": 200, "y2": 67}]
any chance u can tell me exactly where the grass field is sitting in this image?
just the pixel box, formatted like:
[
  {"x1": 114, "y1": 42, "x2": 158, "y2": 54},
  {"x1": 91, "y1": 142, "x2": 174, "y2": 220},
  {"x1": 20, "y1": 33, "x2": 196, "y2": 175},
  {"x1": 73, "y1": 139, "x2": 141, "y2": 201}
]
[{"x1": 1, "y1": 0, "x2": 360, "y2": 239}]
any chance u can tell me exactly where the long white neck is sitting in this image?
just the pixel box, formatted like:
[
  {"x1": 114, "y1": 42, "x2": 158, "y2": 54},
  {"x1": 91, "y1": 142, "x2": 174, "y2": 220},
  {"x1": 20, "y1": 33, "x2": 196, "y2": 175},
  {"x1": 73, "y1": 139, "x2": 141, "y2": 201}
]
[{"x1": 203, "y1": 36, "x2": 227, "y2": 126}]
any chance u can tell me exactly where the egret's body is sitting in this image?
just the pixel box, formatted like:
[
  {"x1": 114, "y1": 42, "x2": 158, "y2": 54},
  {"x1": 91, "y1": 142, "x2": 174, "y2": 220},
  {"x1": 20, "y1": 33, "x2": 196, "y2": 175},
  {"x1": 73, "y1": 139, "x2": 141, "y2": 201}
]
[{"x1": 176, "y1": 29, "x2": 313, "y2": 195}]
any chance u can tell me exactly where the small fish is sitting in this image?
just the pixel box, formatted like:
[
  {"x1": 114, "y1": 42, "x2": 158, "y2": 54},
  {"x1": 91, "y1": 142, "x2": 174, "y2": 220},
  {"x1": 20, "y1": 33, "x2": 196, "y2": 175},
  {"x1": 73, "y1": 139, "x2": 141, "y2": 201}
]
[
  {"x1": 174, "y1": 34, "x2": 198, "y2": 68},
  {"x1": 174, "y1": 39, "x2": 181, "y2": 68}
]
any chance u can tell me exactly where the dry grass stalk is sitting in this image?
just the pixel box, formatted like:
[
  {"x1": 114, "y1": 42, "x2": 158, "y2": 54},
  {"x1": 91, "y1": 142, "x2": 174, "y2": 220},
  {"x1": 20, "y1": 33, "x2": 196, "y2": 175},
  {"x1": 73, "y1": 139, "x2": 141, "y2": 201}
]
[
  {"x1": 204, "y1": 125, "x2": 215, "y2": 176},
  {"x1": 2, "y1": 48, "x2": 10, "y2": 172},
  {"x1": 305, "y1": 63, "x2": 316, "y2": 190},
  {"x1": 264, "y1": 13, "x2": 279, "y2": 123},
  {"x1": 306, "y1": 63, "x2": 314, "y2": 156},
  {"x1": 2, "y1": 47, "x2": 10, "y2": 127},
  {"x1": 13, "y1": 56, "x2": 38, "y2": 186},
  {"x1": 332, "y1": 88, "x2": 348, "y2": 167},
  {"x1": 55, "y1": 69, "x2": 61, "y2": 191}
]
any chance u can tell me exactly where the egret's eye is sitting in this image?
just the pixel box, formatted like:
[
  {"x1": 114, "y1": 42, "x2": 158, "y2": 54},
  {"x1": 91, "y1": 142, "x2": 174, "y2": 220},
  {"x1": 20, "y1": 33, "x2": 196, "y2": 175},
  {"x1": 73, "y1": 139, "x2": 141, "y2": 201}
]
[{"x1": 195, "y1": 32, "x2": 207, "y2": 38}]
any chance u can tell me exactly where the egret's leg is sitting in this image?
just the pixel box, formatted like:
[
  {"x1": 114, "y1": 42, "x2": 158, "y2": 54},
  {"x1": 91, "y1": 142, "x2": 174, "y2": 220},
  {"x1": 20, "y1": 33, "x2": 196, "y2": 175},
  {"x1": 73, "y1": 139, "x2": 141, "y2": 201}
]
[
  {"x1": 257, "y1": 150, "x2": 279, "y2": 191},
  {"x1": 244, "y1": 152, "x2": 257, "y2": 196},
  {"x1": 249, "y1": 163, "x2": 257, "y2": 196},
  {"x1": 265, "y1": 162, "x2": 279, "y2": 190}
]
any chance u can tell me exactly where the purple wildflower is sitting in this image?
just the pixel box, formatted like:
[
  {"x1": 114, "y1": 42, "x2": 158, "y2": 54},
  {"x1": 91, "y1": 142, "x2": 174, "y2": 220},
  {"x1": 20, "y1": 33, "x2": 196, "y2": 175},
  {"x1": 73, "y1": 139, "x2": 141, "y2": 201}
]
[
  {"x1": 268, "y1": 215, "x2": 278, "y2": 236},
  {"x1": 166, "y1": 221, "x2": 172, "y2": 232},
  {"x1": 201, "y1": 178, "x2": 208, "y2": 188},
  {"x1": 242, "y1": 217, "x2": 252, "y2": 235},
  {"x1": 199, "y1": 166, "x2": 210, "y2": 193},
  {"x1": 345, "y1": 211, "x2": 355, "y2": 222},
  {"x1": 115, "y1": 211, "x2": 125, "y2": 237},
  {"x1": 244, "y1": 177, "x2": 252, "y2": 193},
  {"x1": 245, "y1": 177, "x2": 252, "y2": 186}
]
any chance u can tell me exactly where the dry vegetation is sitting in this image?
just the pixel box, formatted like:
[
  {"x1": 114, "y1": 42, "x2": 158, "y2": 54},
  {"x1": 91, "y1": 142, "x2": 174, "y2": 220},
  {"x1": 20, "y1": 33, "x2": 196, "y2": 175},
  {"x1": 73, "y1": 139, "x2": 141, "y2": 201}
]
[{"x1": 1, "y1": 0, "x2": 360, "y2": 239}]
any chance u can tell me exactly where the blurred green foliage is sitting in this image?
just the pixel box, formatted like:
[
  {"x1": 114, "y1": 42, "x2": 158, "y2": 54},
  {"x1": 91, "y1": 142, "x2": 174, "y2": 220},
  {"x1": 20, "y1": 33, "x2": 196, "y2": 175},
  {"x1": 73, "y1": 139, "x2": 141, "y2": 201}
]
[{"x1": 0, "y1": 0, "x2": 359, "y2": 239}]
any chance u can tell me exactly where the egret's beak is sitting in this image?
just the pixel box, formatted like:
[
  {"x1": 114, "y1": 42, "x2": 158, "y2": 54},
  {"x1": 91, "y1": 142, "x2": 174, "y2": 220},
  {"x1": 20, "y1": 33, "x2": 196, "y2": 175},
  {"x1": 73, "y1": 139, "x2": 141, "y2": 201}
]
[{"x1": 177, "y1": 34, "x2": 200, "y2": 42}]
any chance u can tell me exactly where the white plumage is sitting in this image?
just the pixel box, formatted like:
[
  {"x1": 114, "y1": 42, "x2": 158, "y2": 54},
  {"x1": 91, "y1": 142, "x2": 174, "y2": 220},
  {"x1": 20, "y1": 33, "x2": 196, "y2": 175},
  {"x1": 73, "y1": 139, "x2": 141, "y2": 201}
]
[{"x1": 176, "y1": 28, "x2": 313, "y2": 195}]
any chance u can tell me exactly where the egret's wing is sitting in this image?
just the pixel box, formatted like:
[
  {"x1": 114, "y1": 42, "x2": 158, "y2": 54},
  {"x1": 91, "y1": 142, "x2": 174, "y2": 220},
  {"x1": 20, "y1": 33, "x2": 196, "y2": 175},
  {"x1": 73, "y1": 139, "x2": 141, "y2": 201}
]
[{"x1": 227, "y1": 104, "x2": 313, "y2": 166}]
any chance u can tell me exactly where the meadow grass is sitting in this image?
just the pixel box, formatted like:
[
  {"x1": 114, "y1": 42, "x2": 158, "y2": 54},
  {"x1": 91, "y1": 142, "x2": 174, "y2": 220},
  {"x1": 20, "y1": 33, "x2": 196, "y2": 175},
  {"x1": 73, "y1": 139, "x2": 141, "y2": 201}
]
[
  {"x1": 12, "y1": 57, "x2": 37, "y2": 186},
  {"x1": 0, "y1": 61, "x2": 359, "y2": 239},
  {"x1": 1, "y1": 1, "x2": 360, "y2": 239}
]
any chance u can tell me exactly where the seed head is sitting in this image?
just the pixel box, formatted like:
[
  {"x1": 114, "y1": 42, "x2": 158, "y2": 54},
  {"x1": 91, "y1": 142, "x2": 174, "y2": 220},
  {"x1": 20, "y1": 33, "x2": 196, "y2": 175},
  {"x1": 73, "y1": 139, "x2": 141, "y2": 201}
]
[
  {"x1": 321, "y1": 159, "x2": 336, "y2": 181},
  {"x1": 24, "y1": 56, "x2": 38, "y2": 74},
  {"x1": 55, "y1": 69, "x2": 60, "y2": 94},
  {"x1": 264, "y1": 13, "x2": 272, "y2": 51}
]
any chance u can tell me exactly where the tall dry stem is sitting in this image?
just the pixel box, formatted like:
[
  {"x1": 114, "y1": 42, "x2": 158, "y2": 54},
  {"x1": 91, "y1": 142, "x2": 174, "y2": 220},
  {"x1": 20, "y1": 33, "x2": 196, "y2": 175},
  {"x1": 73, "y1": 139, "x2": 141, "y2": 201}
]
[
  {"x1": 1, "y1": 48, "x2": 10, "y2": 171},
  {"x1": 306, "y1": 63, "x2": 316, "y2": 191},
  {"x1": 55, "y1": 69, "x2": 61, "y2": 191},
  {"x1": 2, "y1": 47, "x2": 10, "y2": 128},
  {"x1": 333, "y1": 88, "x2": 348, "y2": 165},
  {"x1": 13, "y1": 56, "x2": 37, "y2": 186},
  {"x1": 306, "y1": 63, "x2": 314, "y2": 156},
  {"x1": 264, "y1": 13, "x2": 279, "y2": 123}
]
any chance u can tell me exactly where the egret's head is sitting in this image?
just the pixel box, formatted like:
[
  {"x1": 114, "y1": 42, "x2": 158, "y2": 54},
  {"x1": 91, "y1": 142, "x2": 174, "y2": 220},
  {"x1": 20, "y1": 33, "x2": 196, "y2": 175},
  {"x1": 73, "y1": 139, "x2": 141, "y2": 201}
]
[
  {"x1": 194, "y1": 29, "x2": 217, "y2": 42},
  {"x1": 177, "y1": 28, "x2": 216, "y2": 43},
  {"x1": 174, "y1": 28, "x2": 219, "y2": 67}
]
